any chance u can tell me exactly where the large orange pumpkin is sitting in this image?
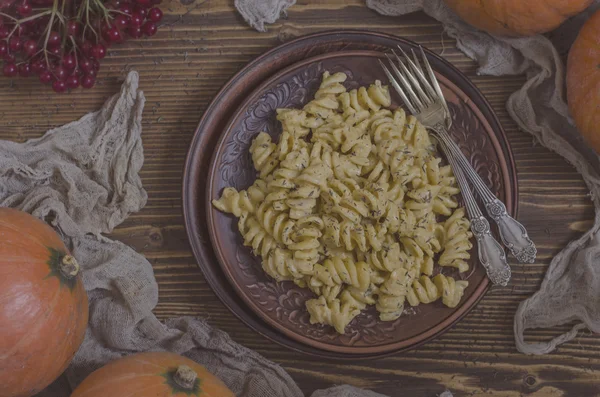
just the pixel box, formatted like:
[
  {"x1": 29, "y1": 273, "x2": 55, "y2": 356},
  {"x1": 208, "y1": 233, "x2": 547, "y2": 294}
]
[
  {"x1": 71, "y1": 352, "x2": 235, "y2": 397},
  {"x1": 444, "y1": 0, "x2": 593, "y2": 37},
  {"x1": 568, "y1": 9, "x2": 600, "y2": 153},
  {"x1": 0, "y1": 208, "x2": 88, "y2": 397}
]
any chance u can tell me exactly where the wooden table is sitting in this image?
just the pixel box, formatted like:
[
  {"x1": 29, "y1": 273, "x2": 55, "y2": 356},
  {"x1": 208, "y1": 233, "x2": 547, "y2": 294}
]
[{"x1": 1, "y1": 1, "x2": 597, "y2": 396}]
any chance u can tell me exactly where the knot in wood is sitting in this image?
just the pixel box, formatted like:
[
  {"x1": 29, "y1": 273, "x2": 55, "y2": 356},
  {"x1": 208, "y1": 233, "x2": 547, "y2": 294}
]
[
  {"x1": 524, "y1": 374, "x2": 537, "y2": 387},
  {"x1": 148, "y1": 227, "x2": 164, "y2": 247}
]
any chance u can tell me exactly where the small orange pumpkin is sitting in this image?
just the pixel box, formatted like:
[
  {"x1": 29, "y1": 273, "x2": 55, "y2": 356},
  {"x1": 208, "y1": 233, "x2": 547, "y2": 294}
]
[
  {"x1": 444, "y1": 0, "x2": 593, "y2": 37},
  {"x1": 0, "y1": 208, "x2": 89, "y2": 397},
  {"x1": 71, "y1": 352, "x2": 235, "y2": 397},
  {"x1": 567, "y1": 8, "x2": 600, "y2": 152}
]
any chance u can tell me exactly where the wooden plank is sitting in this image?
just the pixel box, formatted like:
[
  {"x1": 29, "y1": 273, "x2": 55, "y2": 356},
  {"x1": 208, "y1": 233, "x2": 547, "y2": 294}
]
[{"x1": 0, "y1": 1, "x2": 596, "y2": 395}]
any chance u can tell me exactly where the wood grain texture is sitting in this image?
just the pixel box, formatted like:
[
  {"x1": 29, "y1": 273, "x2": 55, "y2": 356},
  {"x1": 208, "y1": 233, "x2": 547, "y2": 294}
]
[{"x1": 0, "y1": 1, "x2": 596, "y2": 396}]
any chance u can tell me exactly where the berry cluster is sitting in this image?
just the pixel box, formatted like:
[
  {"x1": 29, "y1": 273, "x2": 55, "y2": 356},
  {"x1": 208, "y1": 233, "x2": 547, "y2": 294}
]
[{"x1": 0, "y1": 0, "x2": 163, "y2": 92}]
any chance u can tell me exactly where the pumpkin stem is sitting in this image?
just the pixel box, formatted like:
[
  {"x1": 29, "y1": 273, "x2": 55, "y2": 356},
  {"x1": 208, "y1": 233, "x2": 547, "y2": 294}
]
[
  {"x1": 59, "y1": 255, "x2": 80, "y2": 278},
  {"x1": 174, "y1": 365, "x2": 197, "y2": 390}
]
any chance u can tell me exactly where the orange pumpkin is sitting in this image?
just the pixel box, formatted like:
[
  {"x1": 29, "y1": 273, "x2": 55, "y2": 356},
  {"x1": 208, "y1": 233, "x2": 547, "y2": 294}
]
[
  {"x1": 568, "y1": 9, "x2": 600, "y2": 152},
  {"x1": 444, "y1": 0, "x2": 593, "y2": 37},
  {"x1": 0, "y1": 208, "x2": 88, "y2": 397},
  {"x1": 71, "y1": 352, "x2": 235, "y2": 397}
]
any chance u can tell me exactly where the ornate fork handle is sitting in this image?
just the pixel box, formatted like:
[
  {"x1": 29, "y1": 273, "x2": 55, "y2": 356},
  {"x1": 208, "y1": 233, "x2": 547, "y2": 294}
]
[
  {"x1": 470, "y1": 215, "x2": 511, "y2": 286},
  {"x1": 434, "y1": 126, "x2": 537, "y2": 264},
  {"x1": 437, "y1": 138, "x2": 511, "y2": 286},
  {"x1": 484, "y1": 200, "x2": 536, "y2": 264}
]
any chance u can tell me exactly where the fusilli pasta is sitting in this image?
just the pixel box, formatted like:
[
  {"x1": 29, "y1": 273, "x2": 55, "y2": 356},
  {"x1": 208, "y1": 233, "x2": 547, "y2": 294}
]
[{"x1": 213, "y1": 71, "x2": 474, "y2": 334}]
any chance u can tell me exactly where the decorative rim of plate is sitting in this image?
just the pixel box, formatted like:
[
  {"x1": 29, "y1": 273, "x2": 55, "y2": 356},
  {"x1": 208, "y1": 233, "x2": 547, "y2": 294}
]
[
  {"x1": 205, "y1": 49, "x2": 512, "y2": 354},
  {"x1": 183, "y1": 30, "x2": 519, "y2": 359}
]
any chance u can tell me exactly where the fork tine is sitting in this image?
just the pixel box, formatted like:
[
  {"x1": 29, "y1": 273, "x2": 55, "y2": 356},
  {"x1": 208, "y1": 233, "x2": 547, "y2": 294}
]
[
  {"x1": 390, "y1": 49, "x2": 431, "y2": 107},
  {"x1": 405, "y1": 47, "x2": 438, "y2": 101},
  {"x1": 396, "y1": 46, "x2": 437, "y2": 103},
  {"x1": 385, "y1": 53, "x2": 425, "y2": 112},
  {"x1": 411, "y1": 49, "x2": 420, "y2": 69},
  {"x1": 419, "y1": 46, "x2": 450, "y2": 118},
  {"x1": 378, "y1": 59, "x2": 417, "y2": 115}
]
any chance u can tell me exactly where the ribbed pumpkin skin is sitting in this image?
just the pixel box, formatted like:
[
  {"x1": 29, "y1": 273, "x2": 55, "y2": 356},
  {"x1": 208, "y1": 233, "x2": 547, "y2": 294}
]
[
  {"x1": 71, "y1": 352, "x2": 235, "y2": 397},
  {"x1": 0, "y1": 208, "x2": 89, "y2": 397},
  {"x1": 444, "y1": 0, "x2": 593, "y2": 37},
  {"x1": 568, "y1": 9, "x2": 600, "y2": 153}
]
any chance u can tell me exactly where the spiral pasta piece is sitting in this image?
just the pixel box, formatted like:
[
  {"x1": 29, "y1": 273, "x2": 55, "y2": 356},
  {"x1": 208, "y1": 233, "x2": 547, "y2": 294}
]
[
  {"x1": 287, "y1": 222, "x2": 322, "y2": 275},
  {"x1": 413, "y1": 155, "x2": 441, "y2": 186},
  {"x1": 338, "y1": 80, "x2": 392, "y2": 114},
  {"x1": 313, "y1": 122, "x2": 373, "y2": 168},
  {"x1": 315, "y1": 71, "x2": 347, "y2": 98},
  {"x1": 249, "y1": 132, "x2": 279, "y2": 178},
  {"x1": 247, "y1": 179, "x2": 268, "y2": 205},
  {"x1": 388, "y1": 206, "x2": 417, "y2": 236},
  {"x1": 254, "y1": 201, "x2": 296, "y2": 246},
  {"x1": 406, "y1": 275, "x2": 440, "y2": 307},
  {"x1": 331, "y1": 151, "x2": 363, "y2": 180},
  {"x1": 438, "y1": 164, "x2": 460, "y2": 196},
  {"x1": 360, "y1": 242, "x2": 410, "y2": 272},
  {"x1": 277, "y1": 108, "x2": 323, "y2": 138},
  {"x1": 400, "y1": 236, "x2": 428, "y2": 262},
  {"x1": 407, "y1": 184, "x2": 442, "y2": 204},
  {"x1": 363, "y1": 223, "x2": 388, "y2": 252},
  {"x1": 267, "y1": 148, "x2": 309, "y2": 197},
  {"x1": 401, "y1": 115, "x2": 432, "y2": 151},
  {"x1": 321, "y1": 213, "x2": 386, "y2": 253},
  {"x1": 434, "y1": 167, "x2": 461, "y2": 216},
  {"x1": 308, "y1": 140, "x2": 335, "y2": 178},
  {"x1": 262, "y1": 248, "x2": 293, "y2": 282},
  {"x1": 345, "y1": 284, "x2": 378, "y2": 306},
  {"x1": 212, "y1": 187, "x2": 253, "y2": 217},
  {"x1": 353, "y1": 183, "x2": 386, "y2": 219},
  {"x1": 401, "y1": 224, "x2": 442, "y2": 261},
  {"x1": 322, "y1": 178, "x2": 361, "y2": 205},
  {"x1": 308, "y1": 139, "x2": 363, "y2": 181},
  {"x1": 376, "y1": 266, "x2": 418, "y2": 321},
  {"x1": 433, "y1": 274, "x2": 469, "y2": 308},
  {"x1": 364, "y1": 158, "x2": 392, "y2": 185},
  {"x1": 383, "y1": 180, "x2": 406, "y2": 205},
  {"x1": 376, "y1": 294, "x2": 405, "y2": 322},
  {"x1": 311, "y1": 256, "x2": 371, "y2": 292},
  {"x1": 285, "y1": 160, "x2": 332, "y2": 219},
  {"x1": 376, "y1": 139, "x2": 421, "y2": 184},
  {"x1": 238, "y1": 215, "x2": 278, "y2": 259},
  {"x1": 307, "y1": 277, "x2": 343, "y2": 303},
  {"x1": 433, "y1": 193, "x2": 459, "y2": 216},
  {"x1": 410, "y1": 157, "x2": 460, "y2": 216},
  {"x1": 339, "y1": 221, "x2": 368, "y2": 252},
  {"x1": 417, "y1": 255, "x2": 434, "y2": 277},
  {"x1": 439, "y1": 208, "x2": 473, "y2": 273},
  {"x1": 369, "y1": 109, "x2": 402, "y2": 144},
  {"x1": 332, "y1": 196, "x2": 369, "y2": 224},
  {"x1": 306, "y1": 290, "x2": 365, "y2": 334},
  {"x1": 379, "y1": 267, "x2": 417, "y2": 297},
  {"x1": 321, "y1": 180, "x2": 374, "y2": 224},
  {"x1": 404, "y1": 199, "x2": 433, "y2": 220},
  {"x1": 303, "y1": 72, "x2": 347, "y2": 120},
  {"x1": 276, "y1": 130, "x2": 307, "y2": 160}
]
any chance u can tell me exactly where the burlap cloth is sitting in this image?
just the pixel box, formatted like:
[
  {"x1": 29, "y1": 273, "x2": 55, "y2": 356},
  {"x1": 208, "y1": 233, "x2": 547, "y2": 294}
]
[{"x1": 1, "y1": 1, "x2": 599, "y2": 396}]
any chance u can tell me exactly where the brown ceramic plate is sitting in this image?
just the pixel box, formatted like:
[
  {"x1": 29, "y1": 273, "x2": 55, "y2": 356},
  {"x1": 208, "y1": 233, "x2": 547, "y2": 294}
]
[
  {"x1": 205, "y1": 50, "x2": 513, "y2": 355},
  {"x1": 183, "y1": 30, "x2": 518, "y2": 359}
]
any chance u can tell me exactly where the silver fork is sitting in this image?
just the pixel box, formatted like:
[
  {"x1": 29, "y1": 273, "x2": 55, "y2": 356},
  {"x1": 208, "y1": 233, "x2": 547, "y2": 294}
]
[
  {"x1": 437, "y1": 137, "x2": 511, "y2": 286},
  {"x1": 379, "y1": 46, "x2": 536, "y2": 264}
]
